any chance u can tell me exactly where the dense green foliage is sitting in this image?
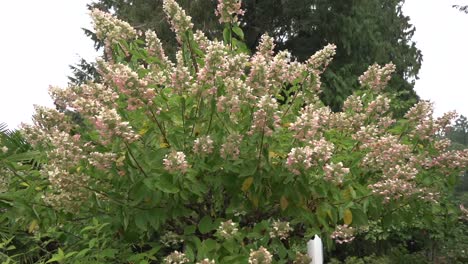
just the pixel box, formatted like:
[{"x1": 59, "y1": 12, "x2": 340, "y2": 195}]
[{"x1": 1, "y1": 1, "x2": 467, "y2": 263}]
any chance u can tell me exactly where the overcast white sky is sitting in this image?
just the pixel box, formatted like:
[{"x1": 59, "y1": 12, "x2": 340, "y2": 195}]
[{"x1": 0, "y1": 0, "x2": 467, "y2": 129}]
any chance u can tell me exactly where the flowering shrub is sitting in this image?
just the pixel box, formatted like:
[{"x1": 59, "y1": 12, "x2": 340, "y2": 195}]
[{"x1": 9, "y1": 0, "x2": 468, "y2": 262}]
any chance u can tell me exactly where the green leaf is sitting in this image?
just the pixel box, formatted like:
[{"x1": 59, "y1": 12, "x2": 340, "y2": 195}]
[
  {"x1": 199, "y1": 216, "x2": 213, "y2": 234},
  {"x1": 223, "y1": 27, "x2": 231, "y2": 44},
  {"x1": 184, "y1": 225, "x2": 197, "y2": 235},
  {"x1": 232, "y1": 26, "x2": 244, "y2": 40},
  {"x1": 156, "y1": 174, "x2": 180, "y2": 193},
  {"x1": 100, "y1": 248, "x2": 117, "y2": 258},
  {"x1": 382, "y1": 213, "x2": 393, "y2": 228},
  {"x1": 76, "y1": 248, "x2": 90, "y2": 258},
  {"x1": 88, "y1": 238, "x2": 97, "y2": 248},
  {"x1": 203, "y1": 238, "x2": 218, "y2": 252},
  {"x1": 46, "y1": 248, "x2": 65, "y2": 263},
  {"x1": 135, "y1": 212, "x2": 148, "y2": 231},
  {"x1": 185, "y1": 244, "x2": 195, "y2": 261},
  {"x1": 350, "y1": 208, "x2": 368, "y2": 226}
]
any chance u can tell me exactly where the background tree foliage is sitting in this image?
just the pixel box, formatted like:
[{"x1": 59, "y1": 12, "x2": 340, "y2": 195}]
[
  {"x1": 84, "y1": 0, "x2": 422, "y2": 115},
  {"x1": 453, "y1": 4, "x2": 468, "y2": 14},
  {"x1": 447, "y1": 115, "x2": 468, "y2": 208}
]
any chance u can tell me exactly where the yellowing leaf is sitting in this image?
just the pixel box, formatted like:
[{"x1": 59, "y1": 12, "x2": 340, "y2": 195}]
[
  {"x1": 28, "y1": 220, "x2": 38, "y2": 233},
  {"x1": 139, "y1": 127, "x2": 149, "y2": 136},
  {"x1": 160, "y1": 142, "x2": 170, "y2": 148},
  {"x1": 342, "y1": 188, "x2": 352, "y2": 201},
  {"x1": 344, "y1": 209, "x2": 353, "y2": 225},
  {"x1": 241, "y1": 177, "x2": 254, "y2": 192},
  {"x1": 248, "y1": 195, "x2": 259, "y2": 208},
  {"x1": 326, "y1": 210, "x2": 333, "y2": 220},
  {"x1": 280, "y1": 195, "x2": 289, "y2": 211},
  {"x1": 116, "y1": 155, "x2": 126, "y2": 164}
]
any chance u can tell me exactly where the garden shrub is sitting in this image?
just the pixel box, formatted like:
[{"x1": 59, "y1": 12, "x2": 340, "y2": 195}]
[{"x1": 1, "y1": 0, "x2": 468, "y2": 263}]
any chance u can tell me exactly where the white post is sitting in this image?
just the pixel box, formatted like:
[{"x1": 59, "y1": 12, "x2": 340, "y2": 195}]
[{"x1": 307, "y1": 235, "x2": 323, "y2": 264}]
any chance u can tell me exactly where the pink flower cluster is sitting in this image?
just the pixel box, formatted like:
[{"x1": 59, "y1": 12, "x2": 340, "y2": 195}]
[
  {"x1": 366, "y1": 95, "x2": 391, "y2": 117},
  {"x1": 40, "y1": 130, "x2": 90, "y2": 209},
  {"x1": 286, "y1": 138, "x2": 334, "y2": 175},
  {"x1": 89, "y1": 151, "x2": 118, "y2": 170},
  {"x1": 145, "y1": 30, "x2": 172, "y2": 68},
  {"x1": 67, "y1": 83, "x2": 119, "y2": 116},
  {"x1": 217, "y1": 77, "x2": 255, "y2": 121},
  {"x1": 342, "y1": 94, "x2": 364, "y2": 113},
  {"x1": 323, "y1": 162, "x2": 350, "y2": 184},
  {"x1": 197, "y1": 41, "x2": 229, "y2": 84},
  {"x1": 358, "y1": 63, "x2": 396, "y2": 92},
  {"x1": 21, "y1": 106, "x2": 75, "y2": 147},
  {"x1": 302, "y1": 44, "x2": 337, "y2": 95},
  {"x1": 163, "y1": 0, "x2": 193, "y2": 42},
  {"x1": 90, "y1": 8, "x2": 137, "y2": 44},
  {"x1": 193, "y1": 136, "x2": 214, "y2": 155},
  {"x1": 246, "y1": 35, "x2": 336, "y2": 99},
  {"x1": 249, "y1": 95, "x2": 280, "y2": 136},
  {"x1": 163, "y1": 151, "x2": 190, "y2": 173},
  {"x1": 307, "y1": 43, "x2": 336, "y2": 74},
  {"x1": 361, "y1": 135, "x2": 411, "y2": 170},
  {"x1": 220, "y1": 133, "x2": 243, "y2": 160},
  {"x1": 99, "y1": 61, "x2": 157, "y2": 110},
  {"x1": 171, "y1": 51, "x2": 193, "y2": 94},
  {"x1": 331, "y1": 224, "x2": 355, "y2": 244},
  {"x1": 289, "y1": 103, "x2": 331, "y2": 141},
  {"x1": 368, "y1": 164, "x2": 420, "y2": 202},
  {"x1": 92, "y1": 108, "x2": 140, "y2": 145},
  {"x1": 215, "y1": 0, "x2": 245, "y2": 24},
  {"x1": 405, "y1": 101, "x2": 458, "y2": 140}
]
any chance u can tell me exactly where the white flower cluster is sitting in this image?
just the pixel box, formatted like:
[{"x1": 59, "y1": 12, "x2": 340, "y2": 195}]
[
  {"x1": 90, "y1": 8, "x2": 137, "y2": 44},
  {"x1": 269, "y1": 220, "x2": 293, "y2": 240},
  {"x1": 217, "y1": 220, "x2": 238, "y2": 239},
  {"x1": 163, "y1": 251, "x2": 189, "y2": 264},
  {"x1": 248, "y1": 246, "x2": 273, "y2": 264}
]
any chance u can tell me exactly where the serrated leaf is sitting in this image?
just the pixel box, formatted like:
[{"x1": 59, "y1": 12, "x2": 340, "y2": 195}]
[
  {"x1": 344, "y1": 209, "x2": 353, "y2": 225},
  {"x1": 241, "y1": 177, "x2": 254, "y2": 192}
]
